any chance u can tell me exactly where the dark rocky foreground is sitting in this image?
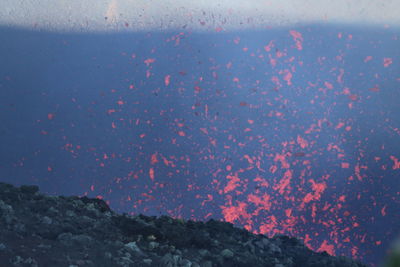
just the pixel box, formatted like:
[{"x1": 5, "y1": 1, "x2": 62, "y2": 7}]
[{"x1": 0, "y1": 182, "x2": 368, "y2": 267}]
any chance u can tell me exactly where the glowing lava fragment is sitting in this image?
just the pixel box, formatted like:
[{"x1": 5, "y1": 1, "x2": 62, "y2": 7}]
[
  {"x1": 297, "y1": 135, "x2": 309, "y2": 149},
  {"x1": 151, "y1": 153, "x2": 158, "y2": 165},
  {"x1": 381, "y1": 205, "x2": 387, "y2": 216},
  {"x1": 383, "y1": 57, "x2": 393, "y2": 67},
  {"x1": 273, "y1": 169, "x2": 293, "y2": 195},
  {"x1": 325, "y1": 81, "x2": 333, "y2": 89},
  {"x1": 264, "y1": 41, "x2": 274, "y2": 52},
  {"x1": 289, "y1": 30, "x2": 303, "y2": 50},
  {"x1": 336, "y1": 122, "x2": 345, "y2": 129},
  {"x1": 390, "y1": 156, "x2": 400, "y2": 169},
  {"x1": 283, "y1": 70, "x2": 293, "y2": 86},
  {"x1": 318, "y1": 240, "x2": 335, "y2": 255},
  {"x1": 144, "y1": 58, "x2": 156, "y2": 66},
  {"x1": 149, "y1": 168, "x2": 155, "y2": 181},
  {"x1": 364, "y1": 56, "x2": 373, "y2": 62},
  {"x1": 341, "y1": 162, "x2": 350, "y2": 168},
  {"x1": 164, "y1": 75, "x2": 171, "y2": 86},
  {"x1": 348, "y1": 94, "x2": 358, "y2": 101}
]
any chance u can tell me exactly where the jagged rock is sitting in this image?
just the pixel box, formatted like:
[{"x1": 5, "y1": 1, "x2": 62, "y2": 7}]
[
  {"x1": 149, "y1": 241, "x2": 159, "y2": 250},
  {"x1": 220, "y1": 248, "x2": 234, "y2": 258},
  {"x1": 143, "y1": 258, "x2": 152, "y2": 265}
]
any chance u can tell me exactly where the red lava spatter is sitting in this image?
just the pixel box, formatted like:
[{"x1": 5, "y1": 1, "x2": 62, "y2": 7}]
[{"x1": 32, "y1": 27, "x2": 400, "y2": 266}]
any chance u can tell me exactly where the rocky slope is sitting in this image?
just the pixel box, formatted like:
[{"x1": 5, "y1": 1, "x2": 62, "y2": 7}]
[{"x1": 0, "y1": 182, "x2": 368, "y2": 267}]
